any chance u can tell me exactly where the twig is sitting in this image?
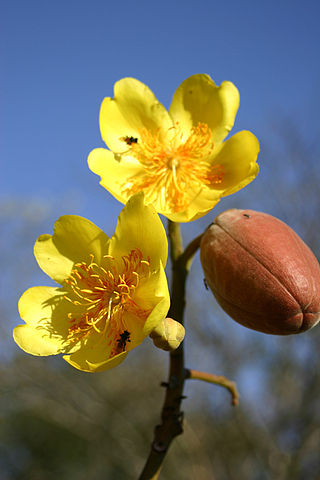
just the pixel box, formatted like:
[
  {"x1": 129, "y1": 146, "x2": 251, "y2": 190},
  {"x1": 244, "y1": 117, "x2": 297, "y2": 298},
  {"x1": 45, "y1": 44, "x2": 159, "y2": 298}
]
[
  {"x1": 180, "y1": 233, "x2": 203, "y2": 270},
  {"x1": 185, "y1": 369, "x2": 240, "y2": 406}
]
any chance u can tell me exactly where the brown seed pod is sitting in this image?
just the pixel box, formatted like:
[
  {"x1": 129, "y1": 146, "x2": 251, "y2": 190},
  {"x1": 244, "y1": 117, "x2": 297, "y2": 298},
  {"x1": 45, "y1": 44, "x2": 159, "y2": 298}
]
[{"x1": 200, "y1": 209, "x2": 320, "y2": 335}]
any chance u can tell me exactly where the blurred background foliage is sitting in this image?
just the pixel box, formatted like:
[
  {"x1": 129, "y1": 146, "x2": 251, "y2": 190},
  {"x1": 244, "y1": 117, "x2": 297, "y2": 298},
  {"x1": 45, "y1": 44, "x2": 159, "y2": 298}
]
[{"x1": 1, "y1": 119, "x2": 320, "y2": 480}]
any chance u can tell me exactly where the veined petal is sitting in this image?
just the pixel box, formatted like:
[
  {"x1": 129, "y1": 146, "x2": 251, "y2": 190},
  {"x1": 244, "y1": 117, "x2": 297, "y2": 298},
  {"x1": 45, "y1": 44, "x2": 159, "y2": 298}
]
[
  {"x1": 35, "y1": 215, "x2": 110, "y2": 283},
  {"x1": 169, "y1": 74, "x2": 240, "y2": 144},
  {"x1": 109, "y1": 193, "x2": 168, "y2": 269},
  {"x1": 100, "y1": 77, "x2": 172, "y2": 153},
  {"x1": 88, "y1": 148, "x2": 143, "y2": 205}
]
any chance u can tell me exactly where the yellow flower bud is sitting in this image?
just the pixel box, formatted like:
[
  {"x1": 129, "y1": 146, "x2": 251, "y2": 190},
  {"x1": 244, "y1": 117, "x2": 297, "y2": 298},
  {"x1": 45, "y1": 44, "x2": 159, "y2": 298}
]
[{"x1": 150, "y1": 317, "x2": 185, "y2": 351}]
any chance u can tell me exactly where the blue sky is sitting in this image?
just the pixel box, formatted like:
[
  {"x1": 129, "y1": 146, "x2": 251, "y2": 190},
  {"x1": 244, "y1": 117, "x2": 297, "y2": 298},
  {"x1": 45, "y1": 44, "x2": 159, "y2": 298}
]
[
  {"x1": 1, "y1": 0, "x2": 320, "y2": 232},
  {"x1": 1, "y1": 0, "x2": 320, "y2": 416}
]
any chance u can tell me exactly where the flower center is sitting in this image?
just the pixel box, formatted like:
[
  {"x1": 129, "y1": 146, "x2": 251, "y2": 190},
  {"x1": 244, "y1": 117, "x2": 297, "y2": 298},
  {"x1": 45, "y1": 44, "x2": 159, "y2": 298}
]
[
  {"x1": 64, "y1": 249, "x2": 151, "y2": 357},
  {"x1": 120, "y1": 123, "x2": 224, "y2": 213}
]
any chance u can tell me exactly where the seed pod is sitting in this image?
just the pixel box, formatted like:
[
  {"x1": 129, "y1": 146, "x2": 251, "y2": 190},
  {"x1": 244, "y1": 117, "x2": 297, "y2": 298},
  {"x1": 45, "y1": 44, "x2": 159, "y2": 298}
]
[
  {"x1": 200, "y1": 209, "x2": 320, "y2": 335},
  {"x1": 150, "y1": 317, "x2": 185, "y2": 351}
]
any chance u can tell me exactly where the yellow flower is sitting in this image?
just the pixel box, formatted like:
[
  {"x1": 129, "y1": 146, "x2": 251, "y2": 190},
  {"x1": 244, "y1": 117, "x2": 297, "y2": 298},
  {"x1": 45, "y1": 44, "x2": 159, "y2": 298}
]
[
  {"x1": 88, "y1": 74, "x2": 260, "y2": 222},
  {"x1": 13, "y1": 194, "x2": 170, "y2": 372}
]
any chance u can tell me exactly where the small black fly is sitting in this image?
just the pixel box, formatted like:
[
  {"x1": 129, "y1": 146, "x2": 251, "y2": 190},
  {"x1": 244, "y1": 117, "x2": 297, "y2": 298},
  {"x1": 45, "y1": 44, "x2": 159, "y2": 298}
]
[
  {"x1": 121, "y1": 136, "x2": 138, "y2": 145},
  {"x1": 116, "y1": 330, "x2": 131, "y2": 351}
]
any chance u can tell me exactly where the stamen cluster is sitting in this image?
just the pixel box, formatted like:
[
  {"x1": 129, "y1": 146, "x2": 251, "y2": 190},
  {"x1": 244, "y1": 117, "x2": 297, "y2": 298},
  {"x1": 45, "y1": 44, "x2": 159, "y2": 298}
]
[
  {"x1": 122, "y1": 123, "x2": 224, "y2": 213},
  {"x1": 64, "y1": 249, "x2": 151, "y2": 356}
]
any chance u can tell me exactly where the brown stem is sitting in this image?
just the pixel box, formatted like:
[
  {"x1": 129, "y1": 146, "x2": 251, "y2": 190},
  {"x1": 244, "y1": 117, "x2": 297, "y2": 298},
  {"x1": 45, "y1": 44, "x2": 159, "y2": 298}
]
[
  {"x1": 139, "y1": 221, "x2": 195, "y2": 480},
  {"x1": 180, "y1": 233, "x2": 203, "y2": 270},
  {"x1": 185, "y1": 369, "x2": 240, "y2": 406}
]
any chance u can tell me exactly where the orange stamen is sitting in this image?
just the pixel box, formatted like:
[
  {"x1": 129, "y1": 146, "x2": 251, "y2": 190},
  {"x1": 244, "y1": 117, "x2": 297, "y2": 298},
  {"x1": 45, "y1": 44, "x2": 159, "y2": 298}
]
[{"x1": 121, "y1": 122, "x2": 224, "y2": 213}]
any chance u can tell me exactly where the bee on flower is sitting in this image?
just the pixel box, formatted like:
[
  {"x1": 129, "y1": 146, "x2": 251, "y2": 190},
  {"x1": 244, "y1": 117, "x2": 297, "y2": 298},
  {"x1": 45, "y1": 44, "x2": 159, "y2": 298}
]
[
  {"x1": 88, "y1": 74, "x2": 260, "y2": 222},
  {"x1": 13, "y1": 194, "x2": 170, "y2": 372}
]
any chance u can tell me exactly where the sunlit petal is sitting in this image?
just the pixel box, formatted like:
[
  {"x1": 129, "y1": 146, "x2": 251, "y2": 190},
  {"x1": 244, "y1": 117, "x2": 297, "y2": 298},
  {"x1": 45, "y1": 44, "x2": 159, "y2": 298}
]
[
  {"x1": 35, "y1": 215, "x2": 109, "y2": 283},
  {"x1": 169, "y1": 74, "x2": 240, "y2": 143},
  {"x1": 100, "y1": 77, "x2": 172, "y2": 152},
  {"x1": 109, "y1": 192, "x2": 168, "y2": 269}
]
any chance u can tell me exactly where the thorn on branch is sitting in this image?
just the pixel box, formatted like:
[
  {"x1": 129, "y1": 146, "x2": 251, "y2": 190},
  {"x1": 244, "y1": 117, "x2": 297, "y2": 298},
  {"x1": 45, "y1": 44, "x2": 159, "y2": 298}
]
[
  {"x1": 175, "y1": 395, "x2": 187, "y2": 401},
  {"x1": 160, "y1": 375, "x2": 179, "y2": 390},
  {"x1": 160, "y1": 381, "x2": 169, "y2": 388}
]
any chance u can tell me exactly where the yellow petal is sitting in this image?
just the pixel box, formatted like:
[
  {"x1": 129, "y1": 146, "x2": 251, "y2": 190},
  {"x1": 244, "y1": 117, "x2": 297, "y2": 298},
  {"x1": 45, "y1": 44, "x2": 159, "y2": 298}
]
[
  {"x1": 169, "y1": 74, "x2": 239, "y2": 143},
  {"x1": 99, "y1": 77, "x2": 172, "y2": 152},
  {"x1": 19, "y1": 286, "x2": 68, "y2": 329},
  {"x1": 64, "y1": 352, "x2": 128, "y2": 373},
  {"x1": 165, "y1": 190, "x2": 221, "y2": 223},
  {"x1": 62, "y1": 246, "x2": 170, "y2": 372},
  {"x1": 63, "y1": 333, "x2": 128, "y2": 372},
  {"x1": 161, "y1": 131, "x2": 259, "y2": 222},
  {"x1": 13, "y1": 324, "x2": 65, "y2": 356},
  {"x1": 88, "y1": 148, "x2": 142, "y2": 205},
  {"x1": 14, "y1": 286, "x2": 75, "y2": 355},
  {"x1": 134, "y1": 264, "x2": 169, "y2": 310},
  {"x1": 88, "y1": 148, "x2": 217, "y2": 222},
  {"x1": 35, "y1": 215, "x2": 109, "y2": 283},
  {"x1": 140, "y1": 264, "x2": 171, "y2": 335},
  {"x1": 119, "y1": 311, "x2": 147, "y2": 351},
  {"x1": 211, "y1": 130, "x2": 260, "y2": 195},
  {"x1": 109, "y1": 193, "x2": 168, "y2": 269}
]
